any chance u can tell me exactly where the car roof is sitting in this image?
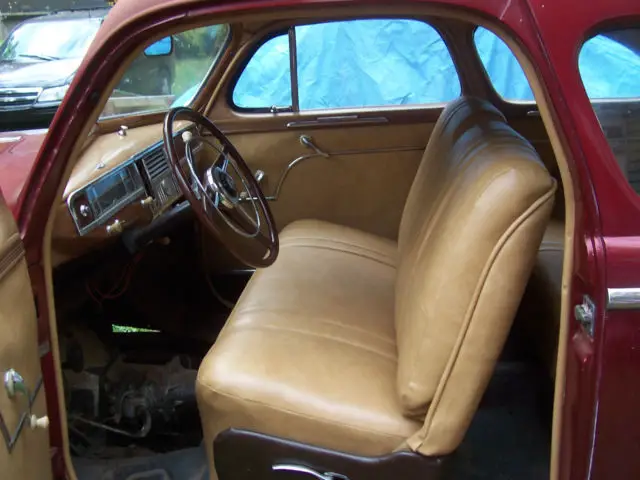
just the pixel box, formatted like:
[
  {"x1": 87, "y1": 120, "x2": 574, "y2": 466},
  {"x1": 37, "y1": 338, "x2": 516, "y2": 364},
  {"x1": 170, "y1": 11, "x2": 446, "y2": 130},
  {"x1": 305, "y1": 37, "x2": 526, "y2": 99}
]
[{"x1": 20, "y1": 8, "x2": 111, "y2": 24}]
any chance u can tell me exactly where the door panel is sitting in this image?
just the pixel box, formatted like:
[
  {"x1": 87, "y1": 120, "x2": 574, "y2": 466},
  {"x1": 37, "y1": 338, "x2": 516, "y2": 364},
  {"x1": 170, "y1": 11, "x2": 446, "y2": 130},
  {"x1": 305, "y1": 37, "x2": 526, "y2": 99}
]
[
  {"x1": 0, "y1": 195, "x2": 52, "y2": 479},
  {"x1": 226, "y1": 121, "x2": 432, "y2": 240}
]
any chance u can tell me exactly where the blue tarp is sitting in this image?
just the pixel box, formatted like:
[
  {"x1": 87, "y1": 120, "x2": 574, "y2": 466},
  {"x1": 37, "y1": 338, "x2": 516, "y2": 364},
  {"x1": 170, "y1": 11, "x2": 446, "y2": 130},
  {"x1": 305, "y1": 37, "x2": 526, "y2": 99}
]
[{"x1": 227, "y1": 20, "x2": 640, "y2": 110}]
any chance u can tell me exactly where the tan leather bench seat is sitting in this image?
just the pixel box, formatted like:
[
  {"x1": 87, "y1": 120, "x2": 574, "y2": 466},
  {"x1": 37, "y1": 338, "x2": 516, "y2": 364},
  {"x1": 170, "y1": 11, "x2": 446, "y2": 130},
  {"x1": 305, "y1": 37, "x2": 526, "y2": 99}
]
[
  {"x1": 197, "y1": 220, "x2": 422, "y2": 457},
  {"x1": 196, "y1": 97, "x2": 557, "y2": 478}
]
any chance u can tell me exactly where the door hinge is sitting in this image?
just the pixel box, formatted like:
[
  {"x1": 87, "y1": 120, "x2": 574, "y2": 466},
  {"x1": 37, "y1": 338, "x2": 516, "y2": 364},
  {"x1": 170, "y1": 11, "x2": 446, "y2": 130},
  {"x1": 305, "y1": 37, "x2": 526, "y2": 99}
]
[{"x1": 575, "y1": 295, "x2": 595, "y2": 337}]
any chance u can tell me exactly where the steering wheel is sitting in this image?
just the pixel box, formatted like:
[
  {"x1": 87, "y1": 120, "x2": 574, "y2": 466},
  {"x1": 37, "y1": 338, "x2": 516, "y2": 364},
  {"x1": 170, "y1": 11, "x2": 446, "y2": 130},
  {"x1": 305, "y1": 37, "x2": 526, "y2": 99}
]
[{"x1": 163, "y1": 107, "x2": 278, "y2": 268}]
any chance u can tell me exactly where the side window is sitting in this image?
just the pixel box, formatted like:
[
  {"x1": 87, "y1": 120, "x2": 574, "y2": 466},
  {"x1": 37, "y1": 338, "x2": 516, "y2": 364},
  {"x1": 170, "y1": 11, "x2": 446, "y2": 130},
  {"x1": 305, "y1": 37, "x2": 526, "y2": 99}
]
[
  {"x1": 474, "y1": 27, "x2": 534, "y2": 102},
  {"x1": 578, "y1": 29, "x2": 640, "y2": 193},
  {"x1": 100, "y1": 24, "x2": 230, "y2": 119},
  {"x1": 232, "y1": 19, "x2": 460, "y2": 112},
  {"x1": 233, "y1": 34, "x2": 292, "y2": 110}
]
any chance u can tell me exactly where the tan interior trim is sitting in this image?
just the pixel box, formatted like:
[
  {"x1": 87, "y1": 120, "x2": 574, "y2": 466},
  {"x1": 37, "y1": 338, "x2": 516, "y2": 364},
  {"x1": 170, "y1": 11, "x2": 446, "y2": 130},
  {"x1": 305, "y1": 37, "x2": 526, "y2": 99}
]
[
  {"x1": 261, "y1": 144, "x2": 424, "y2": 202},
  {"x1": 487, "y1": 27, "x2": 576, "y2": 480},
  {"x1": 0, "y1": 234, "x2": 25, "y2": 282},
  {"x1": 38, "y1": 4, "x2": 577, "y2": 479}
]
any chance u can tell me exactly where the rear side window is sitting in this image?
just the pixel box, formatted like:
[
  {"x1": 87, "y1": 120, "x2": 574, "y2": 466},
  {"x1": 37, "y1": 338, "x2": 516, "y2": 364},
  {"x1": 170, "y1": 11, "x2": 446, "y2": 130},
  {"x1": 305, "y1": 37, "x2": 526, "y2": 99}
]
[
  {"x1": 474, "y1": 27, "x2": 534, "y2": 102},
  {"x1": 578, "y1": 29, "x2": 640, "y2": 193},
  {"x1": 232, "y1": 19, "x2": 461, "y2": 112}
]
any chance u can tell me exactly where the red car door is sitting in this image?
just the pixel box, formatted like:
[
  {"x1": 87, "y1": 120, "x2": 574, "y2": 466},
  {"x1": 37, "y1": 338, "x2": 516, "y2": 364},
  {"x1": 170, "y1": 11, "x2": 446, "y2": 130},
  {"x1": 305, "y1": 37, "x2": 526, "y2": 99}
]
[{"x1": 528, "y1": 0, "x2": 640, "y2": 478}]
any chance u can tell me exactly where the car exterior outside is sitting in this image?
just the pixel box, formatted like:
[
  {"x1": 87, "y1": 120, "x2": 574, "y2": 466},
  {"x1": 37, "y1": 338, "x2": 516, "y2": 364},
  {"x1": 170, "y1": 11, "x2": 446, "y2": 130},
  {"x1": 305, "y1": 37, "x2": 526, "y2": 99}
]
[{"x1": 0, "y1": 8, "x2": 174, "y2": 130}]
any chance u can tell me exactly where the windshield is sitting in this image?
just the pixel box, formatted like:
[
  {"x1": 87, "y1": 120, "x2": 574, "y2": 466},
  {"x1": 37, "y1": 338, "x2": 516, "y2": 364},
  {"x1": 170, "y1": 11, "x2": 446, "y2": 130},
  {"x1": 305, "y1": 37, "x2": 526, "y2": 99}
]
[{"x1": 0, "y1": 18, "x2": 101, "y2": 62}]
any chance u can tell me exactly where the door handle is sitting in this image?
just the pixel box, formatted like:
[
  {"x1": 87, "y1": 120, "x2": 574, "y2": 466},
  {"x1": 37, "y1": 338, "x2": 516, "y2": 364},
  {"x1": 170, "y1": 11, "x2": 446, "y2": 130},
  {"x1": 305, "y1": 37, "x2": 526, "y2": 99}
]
[
  {"x1": 300, "y1": 135, "x2": 330, "y2": 157},
  {"x1": 4, "y1": 369, "x2": 28, "y2": 398},
  {"x1": 272, "y1": 464, "x2": 349, "y2": 480},
  {"x1": 4, "y1": 369, "x2": 49, "y2": 430}
]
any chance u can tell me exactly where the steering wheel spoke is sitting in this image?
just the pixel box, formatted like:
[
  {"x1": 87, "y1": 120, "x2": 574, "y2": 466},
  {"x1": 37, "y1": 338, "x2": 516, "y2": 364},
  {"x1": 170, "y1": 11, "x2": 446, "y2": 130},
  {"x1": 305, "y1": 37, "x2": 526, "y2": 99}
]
[{"x1": 164, "y1": 107, "x2": 278, "y2": 268}]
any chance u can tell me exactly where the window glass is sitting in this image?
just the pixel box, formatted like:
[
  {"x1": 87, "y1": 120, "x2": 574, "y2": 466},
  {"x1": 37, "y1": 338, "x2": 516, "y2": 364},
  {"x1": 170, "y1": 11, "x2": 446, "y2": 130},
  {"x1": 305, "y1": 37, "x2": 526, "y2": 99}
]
[
  {"x1": 0, "y1": 18, "x2": 101, "y2": 61},
  {"x1": 296, "y1": 19, "x2": 459, "y2": 109},
  {"x1": 232, "y1": 19, "x2": 460, "y2": 111},
  {"x1": 100, "y1": 24, "x2": 229, "y2": 119},
  {"x1": 579, "y1": 34, "x2": 640, "y2": 99},
  {"x1": 578, "y1": 29, "x2": 640, "y2": 193},
  {"x1": 474, "y1": 27, "x2": 534, "y2": 102},
  {"x1": 232, "y1": 34, "x2": 292, "y2": 110}
]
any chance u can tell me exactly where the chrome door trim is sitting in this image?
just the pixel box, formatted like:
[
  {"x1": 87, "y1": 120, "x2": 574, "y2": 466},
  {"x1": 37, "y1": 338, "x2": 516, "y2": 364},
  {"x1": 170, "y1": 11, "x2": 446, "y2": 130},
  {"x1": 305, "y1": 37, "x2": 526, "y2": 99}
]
[
  {"x1": 606, "y1": 288, "x2": 640, "y2": 310},
  {"x1": 287, "y1": 115, "x2": 389, "y2": 128},
  {"x1": 241, "y1": 139, "x2": 424, "y2": 202},
  {"x1": 288, "y1": 26, "x2": 300, "y2": 113},
  {"x1": 0, "y1": 377, "x2": 43, "y2": 453}
]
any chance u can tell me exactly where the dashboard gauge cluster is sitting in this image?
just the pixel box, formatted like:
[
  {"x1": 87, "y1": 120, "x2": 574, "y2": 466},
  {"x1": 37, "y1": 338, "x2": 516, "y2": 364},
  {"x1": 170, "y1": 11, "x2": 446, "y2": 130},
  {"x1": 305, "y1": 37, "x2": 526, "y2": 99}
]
[
  {"x1": 67, "y1": 137, "x2": 184, "y2": 237},
  {"x1": 68, "y1": 163, "x2": 145, "y2": 235},
  {"x1": 139, "y1": 145, "x2": 181, "y2": 215}
]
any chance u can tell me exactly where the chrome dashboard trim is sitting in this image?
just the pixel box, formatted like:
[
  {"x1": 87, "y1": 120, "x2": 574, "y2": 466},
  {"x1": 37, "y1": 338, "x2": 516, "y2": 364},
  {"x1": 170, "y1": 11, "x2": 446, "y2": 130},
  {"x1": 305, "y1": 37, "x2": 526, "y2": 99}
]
[
  {"x1": 606, "y1": 288, "x2": 640, "y2": 311},
  {"x1": 67, "y1": 163, "x2": 146, "y2": 236},
  {"x1": 66, "y1": 128, "x2": 190, "y2": 236}
]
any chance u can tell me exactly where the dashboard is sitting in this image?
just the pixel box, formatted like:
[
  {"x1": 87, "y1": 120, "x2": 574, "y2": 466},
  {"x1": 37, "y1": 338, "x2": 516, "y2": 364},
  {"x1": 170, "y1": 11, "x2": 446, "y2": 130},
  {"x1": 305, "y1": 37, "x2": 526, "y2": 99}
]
[
  {"x1": 67, "y1": 139, "x2": 180, "y2": 236},
  {"x1": 52, "y1": 122, "x2": 193, "y2": 266}
]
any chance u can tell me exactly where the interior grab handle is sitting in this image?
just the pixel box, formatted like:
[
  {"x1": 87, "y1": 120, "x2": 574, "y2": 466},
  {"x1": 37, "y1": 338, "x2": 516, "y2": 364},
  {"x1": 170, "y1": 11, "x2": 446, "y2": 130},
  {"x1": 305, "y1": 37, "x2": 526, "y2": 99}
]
[
  {"x1": 300, "y1": 135, "x2": 330, "y2": 157},
  {"x1": 272, "y1": 464, "x2": 349, "y2": 480}
]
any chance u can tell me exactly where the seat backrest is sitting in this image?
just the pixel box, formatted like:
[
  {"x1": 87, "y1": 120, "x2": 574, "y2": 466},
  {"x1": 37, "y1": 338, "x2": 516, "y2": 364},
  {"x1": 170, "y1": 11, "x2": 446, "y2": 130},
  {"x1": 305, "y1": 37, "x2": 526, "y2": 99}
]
[{"x1": 395, "y1": 97, "x2": 557, "y2": 455}]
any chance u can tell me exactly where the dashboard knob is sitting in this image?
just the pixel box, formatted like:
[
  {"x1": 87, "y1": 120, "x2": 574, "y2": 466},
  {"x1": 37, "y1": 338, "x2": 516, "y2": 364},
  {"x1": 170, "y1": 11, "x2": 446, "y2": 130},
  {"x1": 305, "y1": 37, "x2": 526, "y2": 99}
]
[
  {"x1": 182, "y1": 131, "x2": 194, "y2": 143},
  {"x1": 106, "y1": 219, "x2": 124, "y2": 236},
  {"x1": 140, "y1": 196, "x2": 154, "y2": 207}
]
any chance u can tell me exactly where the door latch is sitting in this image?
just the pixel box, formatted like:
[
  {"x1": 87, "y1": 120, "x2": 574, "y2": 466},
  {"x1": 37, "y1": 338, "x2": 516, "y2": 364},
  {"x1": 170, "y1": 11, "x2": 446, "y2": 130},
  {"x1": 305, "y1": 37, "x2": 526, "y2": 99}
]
[
  {"x1": 272, "y1": 464, "x2": 349, "y2": 480},
  {"x1": 575, "y1": 295, "x2": 595, "y2": 337}
]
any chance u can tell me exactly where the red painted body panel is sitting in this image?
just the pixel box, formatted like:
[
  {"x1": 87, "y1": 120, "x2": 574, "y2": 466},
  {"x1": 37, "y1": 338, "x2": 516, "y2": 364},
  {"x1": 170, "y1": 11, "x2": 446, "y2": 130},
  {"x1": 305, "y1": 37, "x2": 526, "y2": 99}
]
[
  {"x1": 0, "y1": 130, "x2": 46, "y2": 217},
  {"x1": 528, "y1": 1, "x2": 640, "y2": 478},
  {"x1": 6, "y1": 0, "x2": 639, "y2": 478}
]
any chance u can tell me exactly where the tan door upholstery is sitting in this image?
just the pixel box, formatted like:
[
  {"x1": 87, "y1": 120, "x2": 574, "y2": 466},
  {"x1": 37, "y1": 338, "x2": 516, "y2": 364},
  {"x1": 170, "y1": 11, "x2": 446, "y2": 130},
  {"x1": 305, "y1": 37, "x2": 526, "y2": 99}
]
[
  {"x1": 0, "y1": 197, "x2": 52, "y2": 479},
  {"x1": 196, "y1": 97, "x2": 557, "y2": 477}
]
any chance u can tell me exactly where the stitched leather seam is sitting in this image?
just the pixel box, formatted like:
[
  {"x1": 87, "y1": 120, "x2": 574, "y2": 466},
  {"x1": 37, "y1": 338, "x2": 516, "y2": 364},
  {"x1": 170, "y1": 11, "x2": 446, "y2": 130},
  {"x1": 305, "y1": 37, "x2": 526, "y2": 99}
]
[
  {"x1": 281, "y1": 235, "x2": 396, "y2": 263},
  {"x1": 199, "y1": 384, "x2": 417, "y2": 443},
  {"x1": 283, "y1": 231, "x2": 395, "y2": 251},
  {"x1": 233, "y1": 307, "x2": 396, "y2": 346},
  {"x1": 226, "y1": 322, "x2": 398, "y2": 362},
  {"x1": 413, "y1": 181, "x2": 557, "y2": 450},
  {"x1": 0, "y1": 234, "x2": 25, "y2": 282},
  {"x1": 281, "y1": 243, "x2": 396, "y2": 268},
  {"x1": 281, "y1": 236, "x2": 395, "y2": 259}
]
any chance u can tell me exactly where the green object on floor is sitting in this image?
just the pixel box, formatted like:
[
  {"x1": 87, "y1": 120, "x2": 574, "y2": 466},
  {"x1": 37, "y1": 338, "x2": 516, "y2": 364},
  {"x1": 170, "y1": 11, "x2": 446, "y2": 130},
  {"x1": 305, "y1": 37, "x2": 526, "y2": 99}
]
[{"x1": 112, "y1": 324, "x2": 160, "y2": 333}]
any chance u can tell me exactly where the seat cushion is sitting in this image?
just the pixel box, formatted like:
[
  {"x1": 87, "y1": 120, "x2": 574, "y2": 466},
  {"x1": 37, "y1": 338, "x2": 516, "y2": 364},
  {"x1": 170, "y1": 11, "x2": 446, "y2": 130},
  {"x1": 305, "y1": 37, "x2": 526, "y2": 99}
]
[{"x1": 196, "y1": 220, "x2": 421, "y2": 470}]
